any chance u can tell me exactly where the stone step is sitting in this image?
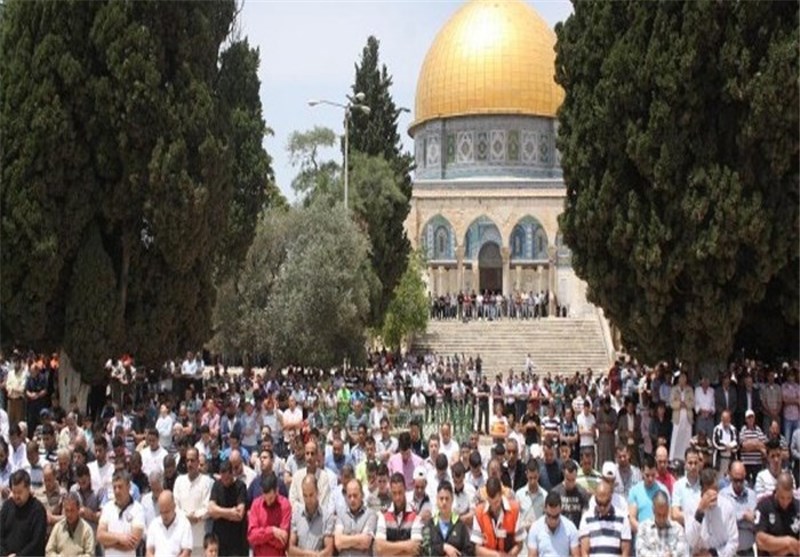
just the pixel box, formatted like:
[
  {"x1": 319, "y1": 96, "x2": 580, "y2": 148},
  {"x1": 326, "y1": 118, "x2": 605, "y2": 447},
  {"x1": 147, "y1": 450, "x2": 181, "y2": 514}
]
[{"x1": 411, "y1": 317, "x2": 612, "y2": 376}]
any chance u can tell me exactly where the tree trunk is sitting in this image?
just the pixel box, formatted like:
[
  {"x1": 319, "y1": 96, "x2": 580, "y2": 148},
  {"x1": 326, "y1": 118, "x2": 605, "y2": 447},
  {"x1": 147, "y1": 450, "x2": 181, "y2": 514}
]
[{"x1": 58, "y1": 350, "x2": 91, "y2": 414}]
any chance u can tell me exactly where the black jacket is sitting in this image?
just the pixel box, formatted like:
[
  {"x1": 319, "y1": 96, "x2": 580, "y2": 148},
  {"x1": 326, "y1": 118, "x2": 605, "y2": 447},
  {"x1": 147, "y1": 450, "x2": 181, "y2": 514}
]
[
  {"x1": 421, "y1": 513, "x2": 474, "y2": 557},
  {"x1": 0, "y1": 495, "x2": 47, "y2": 557},
  {"x1": 502, "y1": 459, "x2": 527, "y2": 492}
]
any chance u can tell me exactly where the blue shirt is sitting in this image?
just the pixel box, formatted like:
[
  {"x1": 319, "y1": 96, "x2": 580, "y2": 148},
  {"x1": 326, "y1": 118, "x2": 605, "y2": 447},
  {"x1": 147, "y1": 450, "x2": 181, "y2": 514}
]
[
  {"x1": 527, "y1": 515, "x2": 579, "y2": 557},
  {"x1": 628, "y1": 480, "x2": 669, "y2": 522},
  {"x1": 672, "y1": 475, "x2": 701, "y2": 515}
]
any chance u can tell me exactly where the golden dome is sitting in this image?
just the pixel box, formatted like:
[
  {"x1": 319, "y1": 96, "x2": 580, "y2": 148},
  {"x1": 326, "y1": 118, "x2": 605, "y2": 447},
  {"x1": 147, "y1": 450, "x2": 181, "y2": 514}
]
[{"x1": 412, "y1": 0, "x2": 564, "y2": 131}]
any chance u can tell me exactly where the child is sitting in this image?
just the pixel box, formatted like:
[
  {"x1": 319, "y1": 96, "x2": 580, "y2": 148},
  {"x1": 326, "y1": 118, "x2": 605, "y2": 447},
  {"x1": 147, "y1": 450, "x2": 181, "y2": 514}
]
[{"x1": 203, "y1": 533, "x2": 219, "y2": 557}]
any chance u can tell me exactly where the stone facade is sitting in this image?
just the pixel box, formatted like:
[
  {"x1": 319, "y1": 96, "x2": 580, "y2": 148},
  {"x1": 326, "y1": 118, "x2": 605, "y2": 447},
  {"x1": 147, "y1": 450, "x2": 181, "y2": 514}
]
[{"x1": 405, "y1": 115, "x2": 594, "y2": 317}]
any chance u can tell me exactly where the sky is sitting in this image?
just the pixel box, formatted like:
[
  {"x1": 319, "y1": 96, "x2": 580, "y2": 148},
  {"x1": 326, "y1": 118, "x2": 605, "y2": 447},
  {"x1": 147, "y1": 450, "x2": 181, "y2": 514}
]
[{"x1": 239, "y1": 0, "x2": 574, "y2": 202}]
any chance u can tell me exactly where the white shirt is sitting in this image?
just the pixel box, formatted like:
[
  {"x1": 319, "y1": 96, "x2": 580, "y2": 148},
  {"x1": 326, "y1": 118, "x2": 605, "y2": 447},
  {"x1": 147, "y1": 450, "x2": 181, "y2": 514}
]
[
  {"x1": 694, "y1": 386, "x2": 716, "y2": 414},
  {"x1": 140, "y1": 446, "x2": 168, "y2": 477},
  {"x1": 89, "y1": 459, "x2": 114, "y2": 493},
  {"x1": 180, "y1": 359, "x2": 197, "y2": 377},
  {"x1": 142, "y1": 492, "x2": 159, "y2": 529},
  {"x1": 577, "y1": 412, "x2": 596, "y2": 447},
  {"x1": 685, "y1": 495, "x2": 738, "y2": 557},
  {"x1": 99, "y1": 498, "x2": 145, "y2": 557},
  {"x1": 439, "y1": 439, "x2": 459, "y2": 463},
  {"x1": 146, "y1": 512, "x2": 193, "y2": 557},
  {"x1": 173, "y1": 473, "x2": 213, "y2": 548},
  {"x1": 9, "y1": 442, "x2": 26, "y2": 472},
  {"x1": 410, "y1": 392, "x2": 426, "y2": 410},
  {"x1": 0, "y1": 409, "x2": 8, "y2": 443},
  {"x1": 155, "y1": 415, "x2": 175, "y2": 451}
]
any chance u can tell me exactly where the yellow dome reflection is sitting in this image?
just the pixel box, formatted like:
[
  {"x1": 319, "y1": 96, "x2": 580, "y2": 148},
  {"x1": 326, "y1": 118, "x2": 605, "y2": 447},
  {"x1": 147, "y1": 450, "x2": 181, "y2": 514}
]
[{"x1": 412, "y1": 0, "x2": 564, "y2": 130}]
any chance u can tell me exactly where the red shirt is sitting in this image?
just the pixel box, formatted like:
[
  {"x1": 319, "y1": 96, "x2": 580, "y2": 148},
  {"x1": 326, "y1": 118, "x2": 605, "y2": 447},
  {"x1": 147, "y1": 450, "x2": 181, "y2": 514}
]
[
  {"x1": 657, "y1": 470, "x2": 676, "y2": 495},
  {"x1": 247, "y1": 493, "x2": 292, "y2": 557}
]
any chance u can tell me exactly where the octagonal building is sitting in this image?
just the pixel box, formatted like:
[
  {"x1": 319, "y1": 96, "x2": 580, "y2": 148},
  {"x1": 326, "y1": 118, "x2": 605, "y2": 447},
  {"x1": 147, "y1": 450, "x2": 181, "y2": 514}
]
[{"x1": 405, "y1": 0, "x2": 592, "y2": 316}]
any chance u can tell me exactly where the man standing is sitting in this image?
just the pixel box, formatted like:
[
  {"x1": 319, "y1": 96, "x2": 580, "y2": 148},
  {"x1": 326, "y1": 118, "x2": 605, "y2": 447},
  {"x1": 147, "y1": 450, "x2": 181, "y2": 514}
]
[
  {"x1": 695, "y1": 375, "x2": 716, "y2": 439},
  {"x1": 671, "y1": 447, "x2": 701, "y2": 526},
  {"x1": 97, "y1": 471, "x2": 145, "y2": 557},
  {"x1": 288, "y1": 475, "x2": 335, "y2": 557},
  {"x1": 715, "y1": 372, "x2": 738, "y2": 425},
  {"x1": 374, "y1": 473, "x2": 423, "y2": 556},
  {"x1": 551, "y1": 460, "x2": 590, "y2": 529},
  {"x1": 685, "y1": 468, "x2": 739, "y2": 557},
  {"x1": 516, "y1": 458, "x2": 548, "y2": 531},
  {"x1": 173, "y1": 447, "x2": 212, "y2": 555},
  {"x1": 576, "y1": 447, "x2": 602, "y2": 496},
  {"x1": 578, "y1": 481, "x2": 632, "y2": 557},
  {"x1": 0, "y1": 470, "x2": 47, "y2": 557},
  {"x1": 614, "y1": 445, "x2": 641, "y2": 498},
  {"x1": 387, "y1": 433, "x2": 423, "y2": 491},
  {"x1": 720, "y1": 461, "x2": 758, "y2": 557},
  {"x1": 419, "y1": 481, "x2": 474, "y2": 557},
  {"x1": 628, "y1": 455, "x2": 668, "y2": 537},
  {"x1": 755, "y1": 471, "x2": 800, "y2": 557},
  {"x1": 526, "y1": 492, "x2": 580, "y2": 557},
  {"x1": 470, "y1": 477, "x2": 525, "y2": 557},
  {"x1": 140, "y1": 428, "x2": 168, "y2": 477},
  {"x1": 635, "y1": 490, "x2": 688, "y2": 557},
  {"x1": 248, "y1": 472, "x2": 292, "y2": 557},
  {"x1": 501, "y1": 439, "x2": 526, "y2": 492},
  {"x1": 334, "y1": 478, "x2": 378, "y2": 557},
  {"x1": 755, "y1": 440, "x2": 787, "y2": 500},
  {"x1": 712, "y1": 410, "x2": 739, "y2": 474},
  {"x1": 208, "y1": 461, "x2": 247, "y2": 557},
  {"x1": 145, "y1": 491, "x2": 192, "y2": 557},
  {"x1": 45, "y1": 491, "x2": 95, "y2": 557},
  {"x1": 89, "y1": 436, "x2": 114, "y2": 494},
  {"x1": 290, "y1": 441, "x2": 332, "y2": 514}
]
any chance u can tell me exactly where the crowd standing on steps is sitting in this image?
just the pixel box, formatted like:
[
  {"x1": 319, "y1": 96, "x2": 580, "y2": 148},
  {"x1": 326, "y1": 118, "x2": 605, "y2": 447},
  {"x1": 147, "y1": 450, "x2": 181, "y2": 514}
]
[{"x1": 0, "y1": 348, "x2": 798, "y2": 556}]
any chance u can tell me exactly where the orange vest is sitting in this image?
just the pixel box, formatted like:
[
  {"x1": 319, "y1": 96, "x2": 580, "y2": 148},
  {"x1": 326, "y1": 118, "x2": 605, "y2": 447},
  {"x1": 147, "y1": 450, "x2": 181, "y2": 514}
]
[{"x1": 475, "y1": 499, "x2": 520, "y2": 552}]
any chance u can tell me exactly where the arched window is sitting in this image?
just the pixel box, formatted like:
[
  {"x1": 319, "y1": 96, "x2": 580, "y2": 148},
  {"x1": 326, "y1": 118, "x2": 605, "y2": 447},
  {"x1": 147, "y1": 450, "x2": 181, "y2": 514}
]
[
  {"x1": 435, "y1": 226, "x2": 449, "y2": 259},
  {"x1": 533, "y1": 227, "x2": 548, "y2": 259},
  {"x1": 511, "y1": 226, "x2": 525, "y2": 258}
]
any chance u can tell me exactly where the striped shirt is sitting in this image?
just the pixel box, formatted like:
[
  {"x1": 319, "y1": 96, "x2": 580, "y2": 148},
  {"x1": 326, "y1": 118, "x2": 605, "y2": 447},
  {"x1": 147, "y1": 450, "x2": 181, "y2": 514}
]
[
  {"x1": 578, "y1": 507, "x2": 631, "y2": 557},
  {"x1": 739, "y1": 425, "x2": 766, "y2": 466},
  {"x1": 542, "y1": 415, "x2": 561, "y2": 438}
]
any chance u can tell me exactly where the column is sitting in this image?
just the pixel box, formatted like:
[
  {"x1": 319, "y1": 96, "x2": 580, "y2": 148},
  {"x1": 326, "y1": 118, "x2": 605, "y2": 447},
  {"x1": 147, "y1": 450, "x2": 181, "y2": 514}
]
[
  {"x1": 472, "y1": 260, "x2": 480, "y2": 293},
  {"x1": 547, "y1": 246, "x2": 557, "y2": 316},
  {"x1": 455, "y1": 246, "x2": 465, "y2": 293},
  {"x1": 515, "y1": 265, "x2": 522, "y2": 292},
  {"x1": 536, "y1": 265, "x2": 543, "y2": 293},
  {"x1": 501, "y1": 247, "x2": 510, "y2": 296},
  {"x1": 438, "y1": 266, "x2": 446, "y2": 294}
]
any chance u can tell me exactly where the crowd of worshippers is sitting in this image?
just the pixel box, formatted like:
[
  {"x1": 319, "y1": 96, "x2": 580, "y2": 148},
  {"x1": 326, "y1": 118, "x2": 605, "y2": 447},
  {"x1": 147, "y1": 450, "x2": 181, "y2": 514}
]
[
  {"x1": 429, "y1": 290, "x2": 569, "y2": 320},
  {"x1": 0, "y1": 351, "x2": 799, "y2": 557}
]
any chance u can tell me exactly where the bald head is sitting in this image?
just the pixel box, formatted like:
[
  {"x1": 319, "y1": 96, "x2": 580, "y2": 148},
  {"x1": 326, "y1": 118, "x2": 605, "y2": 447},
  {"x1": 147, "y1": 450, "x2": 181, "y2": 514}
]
[
  {"x1": 158, "y1": 490, "x2": 176, "y2": 525},
  {"x1": 595, "y1": 480, "x2": 612, "y2": 500}
]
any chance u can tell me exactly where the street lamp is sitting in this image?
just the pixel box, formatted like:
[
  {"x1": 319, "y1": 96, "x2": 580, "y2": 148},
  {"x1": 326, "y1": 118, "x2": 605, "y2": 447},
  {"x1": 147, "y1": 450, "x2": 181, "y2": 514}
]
[{"x1": 308, "y1": 92, "x2": 371, "y2": 212}]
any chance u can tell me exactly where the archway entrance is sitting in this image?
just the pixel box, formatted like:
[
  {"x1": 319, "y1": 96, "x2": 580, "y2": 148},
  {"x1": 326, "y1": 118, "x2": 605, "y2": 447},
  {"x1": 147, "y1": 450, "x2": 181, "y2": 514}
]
[{"x1": 478, "y1": 242, "x2": 502, "y2": 293}]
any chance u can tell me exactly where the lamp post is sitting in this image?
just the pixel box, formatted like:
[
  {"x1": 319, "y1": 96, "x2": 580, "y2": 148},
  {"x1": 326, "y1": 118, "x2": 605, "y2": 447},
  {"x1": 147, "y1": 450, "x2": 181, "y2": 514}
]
[{"x1": 308, "y1": 92, "x2": 371, "y2": 212}]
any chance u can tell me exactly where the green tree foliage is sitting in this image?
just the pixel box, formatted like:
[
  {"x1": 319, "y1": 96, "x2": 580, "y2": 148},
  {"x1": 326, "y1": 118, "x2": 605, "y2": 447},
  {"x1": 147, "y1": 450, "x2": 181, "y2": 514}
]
[
  {"x1": 212, "y1": 201, "x2": 374, "y2": 367},
  {"x1": 286, "y1": 126, "x2": 340, "y2": 203},
  {"x1": 0, "y1": 0, "x2": 274, "y2": 382},
  {"x1": 382, "y1": 251, "x2": 429, "y2": 350},
  {"x1": 348, "y1": 36, "x2": 413, "y2": 328},
  {"x1": 210, "y1": 206, "x2": 293, "y2": 365},
  {"x1": 266, "y1": 200, "x2": 375, "y2": 367},
  {"x1": 555, "y1": 0, "x2": 799, "y2": 364}
]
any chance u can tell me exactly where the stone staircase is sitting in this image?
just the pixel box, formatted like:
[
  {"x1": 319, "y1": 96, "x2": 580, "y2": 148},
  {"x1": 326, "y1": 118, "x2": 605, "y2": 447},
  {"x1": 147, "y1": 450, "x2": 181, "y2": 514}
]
[{"x1": 411, "y1": 315, "x2": 613, "y2": 376}]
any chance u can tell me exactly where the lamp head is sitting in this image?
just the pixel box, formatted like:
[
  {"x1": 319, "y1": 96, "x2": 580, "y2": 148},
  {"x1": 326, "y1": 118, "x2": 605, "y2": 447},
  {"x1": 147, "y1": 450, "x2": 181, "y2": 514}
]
[
  {"x1": 354, "y1": 92, "x2": 366, "y2": 102},
  {"x1": 356, "y1": 105, "x2": 371, "y2": 116},
  {"x1": 307, "y1": 100, "x2": 320, "y2": 106}
]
